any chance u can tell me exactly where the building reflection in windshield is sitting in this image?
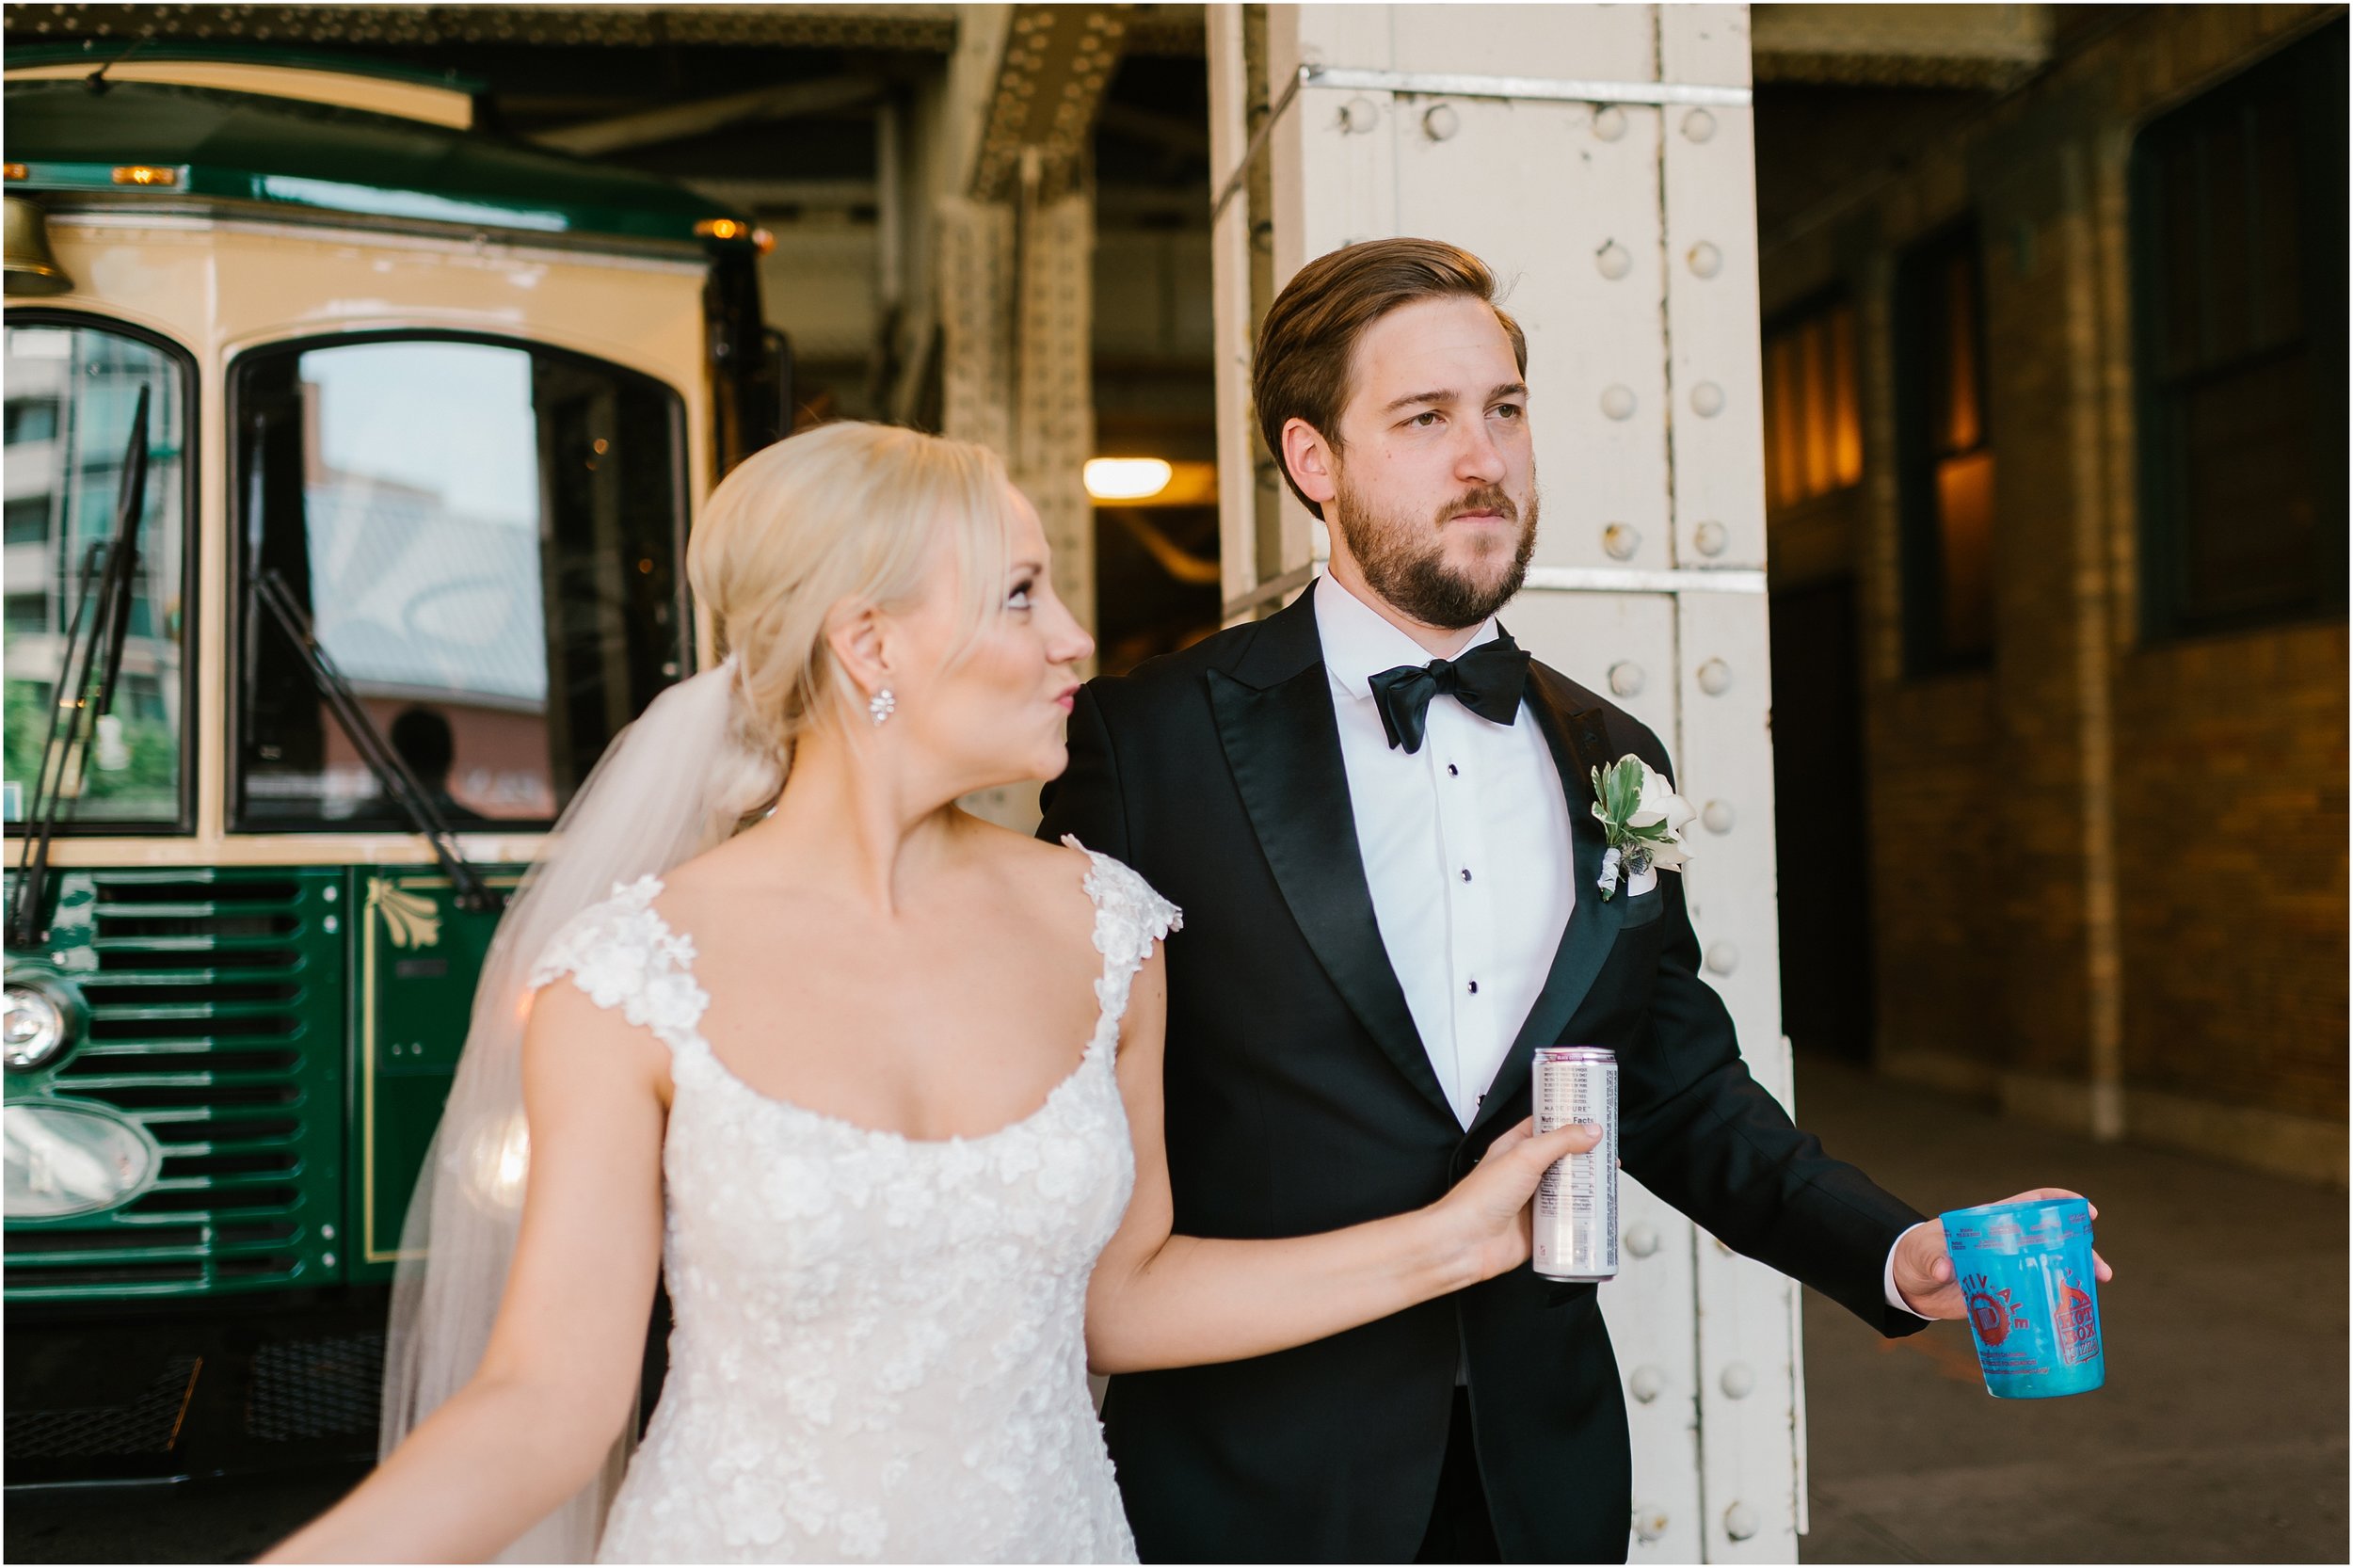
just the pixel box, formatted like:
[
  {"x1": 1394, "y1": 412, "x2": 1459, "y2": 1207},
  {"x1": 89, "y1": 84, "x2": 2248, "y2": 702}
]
[{"x1": 235, "y1": 336, "x2": 687, "y2": 830}]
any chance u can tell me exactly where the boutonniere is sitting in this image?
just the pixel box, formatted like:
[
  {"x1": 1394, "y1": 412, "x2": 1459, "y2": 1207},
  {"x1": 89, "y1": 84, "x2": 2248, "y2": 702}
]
[{"x1": 1590, "y1": 755, "x2": 1696, "y2": 901}]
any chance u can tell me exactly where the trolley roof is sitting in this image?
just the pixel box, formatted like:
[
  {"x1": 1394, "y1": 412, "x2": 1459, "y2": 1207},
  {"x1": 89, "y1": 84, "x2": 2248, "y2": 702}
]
[
  {"x1": 4, "y1": 75, "x2": 752, "y2": 250},
  {"x1": 7, "y1": 42, "x2": 484, "y2": 128}
]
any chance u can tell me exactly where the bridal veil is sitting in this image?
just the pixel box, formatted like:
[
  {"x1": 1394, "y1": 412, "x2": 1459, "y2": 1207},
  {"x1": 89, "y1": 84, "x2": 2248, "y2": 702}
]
[{"x1": 378, "y1": 656, "x2": 765, "y2": 1561}]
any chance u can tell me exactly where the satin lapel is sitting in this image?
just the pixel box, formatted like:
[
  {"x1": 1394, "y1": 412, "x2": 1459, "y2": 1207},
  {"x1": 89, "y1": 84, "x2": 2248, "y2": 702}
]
[
  {"x1": 1468, "y1": 668, "x2": 1626, "y2": 1140},
  {"x1": 1208, "y1": 661, "x2": 1456, "y2": 1124}
]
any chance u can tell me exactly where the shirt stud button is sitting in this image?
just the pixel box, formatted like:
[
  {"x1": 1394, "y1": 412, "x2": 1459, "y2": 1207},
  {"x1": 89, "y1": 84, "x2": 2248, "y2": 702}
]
[
  {"x1": 1448, "y1": 763, "x2": 1460, "y2": 776},
  {"x1": 1467, "y1": 979, "x2": 1480, "y2": 995},
  {"x1": 1460, "y1": 869, "x2": 1472, "y2": 882}
]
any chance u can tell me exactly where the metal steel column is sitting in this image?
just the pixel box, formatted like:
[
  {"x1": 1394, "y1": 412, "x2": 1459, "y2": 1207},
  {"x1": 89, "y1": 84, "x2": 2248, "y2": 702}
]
[
  {"x1": 1012, "y1": 176, "x2": 1096, "y2": 647},
  {"x1": 1205, "y1": 7, "x2": 1792, "y2": 1559},
  {"x1": 936, "y1": 3, "x2": 1122, "y2": 831},
  {"x1": 936, "y1": 1, "x2": 1125, "y2": 639}
]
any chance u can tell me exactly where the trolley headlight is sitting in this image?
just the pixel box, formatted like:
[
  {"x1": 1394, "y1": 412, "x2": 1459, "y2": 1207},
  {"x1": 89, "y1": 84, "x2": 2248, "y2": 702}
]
[
  {"x1": 4, "y1": 983, "x2": 67, "y2": 1071},
  {"x1": 4, "y1": 1100, "x2": 162, "y2": 1219}
]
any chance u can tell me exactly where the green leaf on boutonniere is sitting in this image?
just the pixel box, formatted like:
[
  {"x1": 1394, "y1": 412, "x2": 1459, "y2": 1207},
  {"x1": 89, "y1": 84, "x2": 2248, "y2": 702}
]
[{"x1": 1606, "y1": 757, "x2": 1643, "y2": 824}]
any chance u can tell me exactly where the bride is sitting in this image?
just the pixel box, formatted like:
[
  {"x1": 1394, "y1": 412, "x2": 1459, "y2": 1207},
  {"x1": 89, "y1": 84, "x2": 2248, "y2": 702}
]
[{"x1": 266, "y1": 423, "x2": 1594, "y2": 1564}]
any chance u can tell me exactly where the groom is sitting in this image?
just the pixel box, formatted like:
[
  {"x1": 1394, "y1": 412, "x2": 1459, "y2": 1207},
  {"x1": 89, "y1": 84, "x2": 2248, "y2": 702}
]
[{"x1": 1041, "y1": 238, "x2": 2059, "y2": 1562}]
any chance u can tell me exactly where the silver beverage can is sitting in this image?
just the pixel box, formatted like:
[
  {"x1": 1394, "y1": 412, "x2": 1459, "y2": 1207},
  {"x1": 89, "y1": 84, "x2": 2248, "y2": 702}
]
[{"x1": 1531, "y1": 1047, "x2": 1619, "y2": 1281}]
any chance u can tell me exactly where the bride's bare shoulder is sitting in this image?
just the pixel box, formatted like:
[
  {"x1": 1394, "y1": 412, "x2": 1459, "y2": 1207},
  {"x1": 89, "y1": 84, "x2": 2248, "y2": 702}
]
[
  {"x1": 956, "y1": 817, "x2": 1102, "y2": 930},
  {"x1": 957, "y1": 812, "x2": 1090, "y2": 873},
  {"x1": 642, "y1": 829, "x2": 792, "y2": 916}
]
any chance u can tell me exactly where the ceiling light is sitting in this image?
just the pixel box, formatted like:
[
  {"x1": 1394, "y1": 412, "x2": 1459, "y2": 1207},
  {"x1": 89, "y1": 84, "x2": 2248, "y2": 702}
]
[{"x1": 1083, "y1": 457, "x2": 1173, "y2": 502}]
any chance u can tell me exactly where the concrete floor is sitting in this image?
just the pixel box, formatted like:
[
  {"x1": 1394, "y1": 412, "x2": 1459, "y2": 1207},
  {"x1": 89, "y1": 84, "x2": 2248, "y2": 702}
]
[
  {"x1": 1791, "y1": 1054, "x2": 2348, "y2": 1565},
  {"x1": 8, "y1": 1059, "x2": 2344, "y2": 1564}
]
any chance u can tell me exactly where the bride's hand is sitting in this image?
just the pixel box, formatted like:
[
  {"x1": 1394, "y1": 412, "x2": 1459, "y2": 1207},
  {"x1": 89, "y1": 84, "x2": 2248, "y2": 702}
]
[{"x1": 1433, "y1": 1116, "x2": 1605, "y2": 1285}]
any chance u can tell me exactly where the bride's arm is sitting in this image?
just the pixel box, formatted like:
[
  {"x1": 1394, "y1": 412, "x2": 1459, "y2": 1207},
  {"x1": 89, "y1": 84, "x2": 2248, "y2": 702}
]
[
  {"x1": 263, "y1": 984, "x2": 670, "y2": 1563},
  {"x1": 1083, "y1": 948, "x2": 1596, "y2": 1375}
]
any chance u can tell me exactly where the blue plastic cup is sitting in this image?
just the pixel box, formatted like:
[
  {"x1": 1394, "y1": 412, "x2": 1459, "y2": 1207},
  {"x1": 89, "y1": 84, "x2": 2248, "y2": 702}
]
[{"x1": 1937, "y1": 1196, "x2": 2105, "y2": 1399}]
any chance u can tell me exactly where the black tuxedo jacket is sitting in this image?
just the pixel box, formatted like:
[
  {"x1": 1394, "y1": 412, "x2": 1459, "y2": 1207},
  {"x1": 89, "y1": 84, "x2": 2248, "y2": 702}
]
[{"x1": 1038, "y1": 584, "x2": 1927, "y2": 1563}]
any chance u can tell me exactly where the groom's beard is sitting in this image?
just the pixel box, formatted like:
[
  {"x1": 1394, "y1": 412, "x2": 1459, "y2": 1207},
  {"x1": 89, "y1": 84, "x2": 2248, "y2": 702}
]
[{"x1": 1330, "y1": 472, "x2": 1539, "y2": 631}]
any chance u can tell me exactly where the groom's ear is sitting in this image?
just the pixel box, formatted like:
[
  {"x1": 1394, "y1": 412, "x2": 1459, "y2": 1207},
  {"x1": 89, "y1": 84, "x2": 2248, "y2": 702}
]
[{"x1": 1282, "y1": 417, "x2": 1340, "y2": 511}]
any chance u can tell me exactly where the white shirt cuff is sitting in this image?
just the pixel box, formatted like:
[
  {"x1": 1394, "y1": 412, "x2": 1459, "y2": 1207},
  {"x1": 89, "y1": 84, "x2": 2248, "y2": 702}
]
[{"x1": 1884, "y1": 1221, "x2": 1934, "y2": 1318}]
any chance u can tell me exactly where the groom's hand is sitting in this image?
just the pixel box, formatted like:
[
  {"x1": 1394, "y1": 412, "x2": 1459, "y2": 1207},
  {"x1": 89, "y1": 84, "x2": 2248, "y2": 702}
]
[
  {"x1": 1440, "y1": 1117, "x2": 1604, "y2": 1285},
  {"x1": 1890, "y1": 1187, "x2": 2114, "y2": 1319}
]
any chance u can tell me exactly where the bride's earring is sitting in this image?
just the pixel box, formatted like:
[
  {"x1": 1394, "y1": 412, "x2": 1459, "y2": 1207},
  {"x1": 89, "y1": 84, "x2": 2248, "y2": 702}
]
[{"x1": 868, "y1": 687, "x2": 896, "y2": 727}]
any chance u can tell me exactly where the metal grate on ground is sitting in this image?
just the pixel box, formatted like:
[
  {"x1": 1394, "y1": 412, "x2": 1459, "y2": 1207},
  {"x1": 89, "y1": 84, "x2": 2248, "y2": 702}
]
[
  {"x1": 5, "y1": 1354, "x2": 200, "y2": 1459},
  {"x1": 246, "y1": 1331, "x2": 385, "y2": 1442}
]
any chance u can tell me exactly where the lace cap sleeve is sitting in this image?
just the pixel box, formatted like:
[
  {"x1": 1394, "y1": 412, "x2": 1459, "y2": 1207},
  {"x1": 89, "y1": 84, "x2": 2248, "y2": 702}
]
[
  {"x1": 526, "y1": 876, "x2": 709, "y2": 1052},
  {"x1": 1061, "y1": 837, "x2": 1181, "y2": 1037}
]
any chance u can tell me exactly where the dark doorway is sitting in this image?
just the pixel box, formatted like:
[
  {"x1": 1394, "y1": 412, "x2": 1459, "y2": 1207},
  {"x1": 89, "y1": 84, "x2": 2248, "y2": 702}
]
[{"x1": 1770, "y1": 577, "x2": 1874, "y2": 1062}]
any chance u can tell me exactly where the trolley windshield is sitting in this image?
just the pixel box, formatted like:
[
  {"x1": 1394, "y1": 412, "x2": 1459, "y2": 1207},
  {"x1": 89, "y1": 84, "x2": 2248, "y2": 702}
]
[{"x1": 232, "y1": 335, "x2": 690, "y2": 831}]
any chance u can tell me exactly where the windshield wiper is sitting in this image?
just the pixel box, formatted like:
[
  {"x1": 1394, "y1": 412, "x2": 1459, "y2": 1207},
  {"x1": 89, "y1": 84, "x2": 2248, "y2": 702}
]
[
  {"x1": 8, "y1": 389, "x2": 151, "y2": 950},
  {"x1": 248, "y1": 569, "x2": 504, "y2": 914}
]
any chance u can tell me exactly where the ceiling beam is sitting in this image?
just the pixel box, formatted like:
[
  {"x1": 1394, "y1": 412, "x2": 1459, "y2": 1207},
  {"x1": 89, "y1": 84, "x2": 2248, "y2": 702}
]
[
  {"x1": 1752, "y1": 3, "x2": 2054, "y2": 87},
  {"x1": 2, "y1": 5, "x2": 961, "y2": 49},
  {"x1": 950, "y1": 3, "x2": 1131, "y2": 202},
  {"x1": 531, "y1": 74, "x2": 883, "y2": 157},
  {"x1": 1096, "y1": 100, "x2": 1211, "y2": 161}
]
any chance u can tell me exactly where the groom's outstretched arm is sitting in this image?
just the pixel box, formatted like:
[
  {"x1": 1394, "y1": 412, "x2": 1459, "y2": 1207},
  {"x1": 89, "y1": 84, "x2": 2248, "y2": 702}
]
[
  {"x1": 1612, "y1": 739, "x2": 1932, "y2": 1340},
  {"x1": 1039, "y1": 680, "x2": 1129, "y2": 860}
]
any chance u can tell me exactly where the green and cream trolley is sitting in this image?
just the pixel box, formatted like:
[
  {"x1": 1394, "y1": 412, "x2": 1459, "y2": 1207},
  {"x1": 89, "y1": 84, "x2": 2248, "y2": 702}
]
[{"x1": 3, "y1": 49, "x2": 778, "y2": 1478}]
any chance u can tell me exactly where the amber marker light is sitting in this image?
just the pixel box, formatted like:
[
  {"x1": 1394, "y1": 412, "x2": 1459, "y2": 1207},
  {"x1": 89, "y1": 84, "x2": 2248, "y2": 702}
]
[
  {"x1": 111, "y1": 166, "x2": 180, "y2": 186},
  {"x1": 694, "y1": 217, "x2": 751, "y2": 241},
  {"x1": 1083, "y1": 457, "x2": 1174, "y2": 502},
  {"x1": 4, "y1": 165, "x2": 26, "y2": 182}
]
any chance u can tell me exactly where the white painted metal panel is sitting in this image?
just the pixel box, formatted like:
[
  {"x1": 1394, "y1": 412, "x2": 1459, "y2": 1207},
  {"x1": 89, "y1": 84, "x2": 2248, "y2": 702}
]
[
  {"x1": 1672, "y1": 596, "x2": 1782, "y2": 1083},
  {"x1": 1391, "y1": 4, "x2": 1659, "y2": 80},
  {"x1": 1286, "y1": 84, "x2": 1402, "y2": 261},
  {"x1": 1204, "y1": 7, "x2": 1261, "y2": 608},
  {"x1": 1659, "y1": 3, "x2": 1755, "y2": 91},
  {"x1": 1675, "y1": 586, "x2": 1799, "y2": 1562},
  {"x1": 1498, "y1": 589, "x2": 1677, "y2": 744},
  {"x1": 1660, "y1": 6, "x2": 1766, "y2": 572},
  {"x1": 1390, "y1": 95, "x2": 1672, "y2": 575},
  {"x1": 1612, "y1": 1169, "x2": 1705, "y2": 1563},
  {"x1": 1283, "y1": 3, "x2": 1401, "y2": 72},
  {"x1": 1657, "y1": 12, "x2": 1800, "y2": 1558}
]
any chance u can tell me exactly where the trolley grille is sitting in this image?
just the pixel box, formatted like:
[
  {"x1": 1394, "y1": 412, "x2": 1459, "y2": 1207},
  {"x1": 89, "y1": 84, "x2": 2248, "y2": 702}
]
[{"x1": 6, "y1": 869, "x2": 345, "y2": 1300}]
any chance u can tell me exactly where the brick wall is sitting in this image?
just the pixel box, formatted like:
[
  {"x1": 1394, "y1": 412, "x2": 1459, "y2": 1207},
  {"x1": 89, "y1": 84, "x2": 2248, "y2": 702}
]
[
  {"x1": 1762, "y1": 4, "x2": 2347, "y2": 1177},
  {"x1": 2114, "y1": 624, "x2": 2351, "y2": 1116},
  {"x1": 1861, "y1": 676, "x2": 2004, "y2": 1073}
]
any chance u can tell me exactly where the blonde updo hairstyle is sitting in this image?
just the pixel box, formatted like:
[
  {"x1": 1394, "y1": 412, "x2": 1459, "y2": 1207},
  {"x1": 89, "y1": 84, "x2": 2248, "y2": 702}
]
[{"x1": 689, "y1": 422, "x2": 1021, "y2": 825}]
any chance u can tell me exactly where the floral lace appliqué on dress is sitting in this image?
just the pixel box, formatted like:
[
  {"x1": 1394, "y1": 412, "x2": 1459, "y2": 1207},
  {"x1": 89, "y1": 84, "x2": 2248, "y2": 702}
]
[{"x1": 527, "y1": 841, "x2": 1178, "y2": 1564}]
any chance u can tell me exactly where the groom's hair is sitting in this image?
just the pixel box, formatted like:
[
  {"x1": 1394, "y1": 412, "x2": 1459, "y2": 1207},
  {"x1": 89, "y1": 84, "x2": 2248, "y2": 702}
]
[{"x1": 1253, "y1": 238, "x2": 1527, "y2": 520}]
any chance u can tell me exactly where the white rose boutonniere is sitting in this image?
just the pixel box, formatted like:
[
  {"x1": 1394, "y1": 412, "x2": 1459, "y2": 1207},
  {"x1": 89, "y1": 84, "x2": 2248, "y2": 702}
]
[{"x1": 1590, "y1": 754, "x2": 1696, "y2": 901}]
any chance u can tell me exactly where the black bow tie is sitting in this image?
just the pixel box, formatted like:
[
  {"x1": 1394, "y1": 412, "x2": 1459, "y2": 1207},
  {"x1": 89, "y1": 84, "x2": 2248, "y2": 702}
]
[{"x1": 1365, "y1": 632, "x2": 1531, "y2": 754}]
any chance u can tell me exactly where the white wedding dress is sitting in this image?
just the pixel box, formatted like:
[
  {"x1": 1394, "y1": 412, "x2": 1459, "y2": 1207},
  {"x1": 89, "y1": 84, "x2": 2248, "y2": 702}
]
[{"x1": 525, "y1": 844, "x2": 1177, "y2": 1563}]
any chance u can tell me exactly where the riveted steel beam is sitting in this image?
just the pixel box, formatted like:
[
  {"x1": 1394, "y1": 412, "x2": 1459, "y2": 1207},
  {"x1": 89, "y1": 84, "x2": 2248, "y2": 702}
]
[{"x1": 1213, "y1": 63, "x2": 1753, "y2": 222}]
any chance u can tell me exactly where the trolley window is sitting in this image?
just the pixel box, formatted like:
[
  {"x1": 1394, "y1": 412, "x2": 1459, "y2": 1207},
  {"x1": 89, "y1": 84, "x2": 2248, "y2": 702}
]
[
  {"x1": 2, "y1": 318, "x2": 195, "y2": 832},
  {"x1": 231, "y1": 335, "x2": 689, "y2": 831}
]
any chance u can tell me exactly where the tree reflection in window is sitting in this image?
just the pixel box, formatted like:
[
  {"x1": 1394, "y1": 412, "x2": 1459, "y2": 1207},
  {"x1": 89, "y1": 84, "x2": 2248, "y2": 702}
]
[{"x1": 1, "y1": 321, "x2": 190, "y2": 828}]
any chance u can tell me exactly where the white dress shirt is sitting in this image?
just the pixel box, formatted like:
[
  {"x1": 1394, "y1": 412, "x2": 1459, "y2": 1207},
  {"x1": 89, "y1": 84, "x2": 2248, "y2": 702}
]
[
  {"x1": 1316, "y1": 574, "x2": 1575, "y2": 1128},
  {"x1": 1312, "y1": 575, "x2": 1926, "y2": 1318}
]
